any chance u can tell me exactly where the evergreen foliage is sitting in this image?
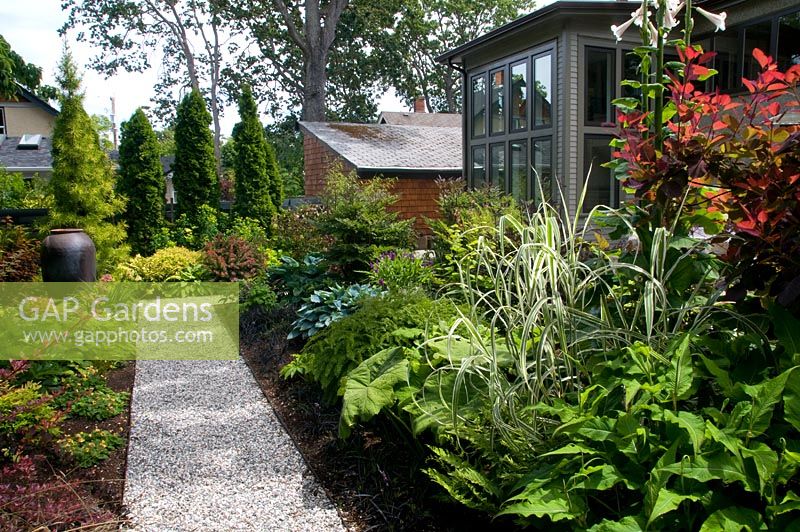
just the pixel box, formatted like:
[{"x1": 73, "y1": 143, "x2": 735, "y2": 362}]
[
  {"x1": 173, "y1": 89, "x2": 218, "y2": 221},
  {"x1": 47, "y1": 49, "x2": 128, "y2": 273},
  {"x1": 117, "y1": 108, "x2": 165, "y2": 256},
  {"x1": 232, "y1": 84, "x2": 276, "y2": 226}
]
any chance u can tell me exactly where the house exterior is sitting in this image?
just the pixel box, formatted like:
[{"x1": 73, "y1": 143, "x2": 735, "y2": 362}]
[
  {"x1": 436, "y1": 0, "x2": 800, "y2": 215},
  {"x1": 0, "y1": 85, "x2": 59, "y2": 178},
  {"x1": 299, "y1": 117, "x2": 462, "y2": 236}
]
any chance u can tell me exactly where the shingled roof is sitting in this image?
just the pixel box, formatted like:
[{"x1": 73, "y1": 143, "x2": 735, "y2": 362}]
[
  {"x1": 377, "y1": 112, "x2": 461, "y2": 128},
  {"x1": 298, "y1": 122, "x2": 461, "y2": 173},
  {"x1": 0, "y1": 136, "x2": 53, "y2": 172}
]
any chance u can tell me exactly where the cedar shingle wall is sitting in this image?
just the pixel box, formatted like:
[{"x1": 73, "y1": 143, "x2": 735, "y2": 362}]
[{"x1": 303, "y1": 135, "x2": 354, "y2": 196}]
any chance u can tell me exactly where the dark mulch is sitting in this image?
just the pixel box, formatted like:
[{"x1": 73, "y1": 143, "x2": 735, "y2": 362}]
[{"x1": 240, "y1": 307, "x2": 511, "y2": 532}]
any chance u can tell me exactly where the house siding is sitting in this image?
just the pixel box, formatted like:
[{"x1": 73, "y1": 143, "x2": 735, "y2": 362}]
[
  {"x1": 303, "y1": 134, "x2": 354, "y2": 196},
  {"x1": 1, "y1": 103, "x2": 56, "y2": 137}
]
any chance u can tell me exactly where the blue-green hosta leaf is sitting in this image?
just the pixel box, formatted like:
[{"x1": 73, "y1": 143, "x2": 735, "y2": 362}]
[
  {"x1": 498, "y1": 487, "x2": 583, "y2": 522},
  {"x1": 339, "y1": 347, "x2": 409, "y2": 438},
  {"x1": 741, "y1": 369, "x2": 793, "y2": 438},
  {"x1": 663, "y1": 410, "x2": 706, "y2": 454},
  {"x1": 648, "y1": 489, "x2": 700, "y2": 526},
  {"x1": 699, "y1": 506, "x2": 766, "y2": 531},
  {"x1": 587, "y1": 516, "x2": 645, "y2": 532},
  {"x1": 740, "y1": 442, "x2": 778, "y2": 495}
]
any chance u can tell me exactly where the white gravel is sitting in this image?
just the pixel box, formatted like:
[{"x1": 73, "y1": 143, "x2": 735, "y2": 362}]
[{"x1": 123, "y1": 359, "x2": 346, "y2": 531}]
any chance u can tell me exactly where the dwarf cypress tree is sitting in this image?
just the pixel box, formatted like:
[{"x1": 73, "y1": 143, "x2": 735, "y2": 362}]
[
  {"x1": 266, "y1": 141, "x2": 283, "y2": 210},
  {"x1": 48, "y1": 49, "x2": 128, "y2": 273},
  {"x1": 118, "y1": 108, "x2": 165, "y2": 256},
  {"x1": 233, "y1": 84, "x2": 275, "y2": 226},
  {"x1": 173, "y1": 89, "x2": 217, "y2": 221}
]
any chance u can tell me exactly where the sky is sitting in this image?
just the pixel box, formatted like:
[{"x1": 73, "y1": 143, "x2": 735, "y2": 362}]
[
  {"x1": 1, "y1": 0, "x2": 563, "y2": 139},
  {"x1": 0, "y1": 0, "x2": 410, "y2": 139}
]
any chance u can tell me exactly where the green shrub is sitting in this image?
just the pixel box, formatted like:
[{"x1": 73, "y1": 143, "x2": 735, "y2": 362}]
[
  {"x1": 315, "y1": 168, "x2": 415, "y2": 279},
  {"x1": 241, "y1": 274, "x2": 278, "y2": 312},
  {"x1": 288, "y1": 283, "x2": 384, "y2": 340},
  {"x1": 0, "y1": 362, "x2": 63, "y2": 460},
  {"x1": 0, "y1": 169, "x2": 26, "y2": 208},
  {"x1": 367, "y1": 250, "x2": 434, "y2": 292},
  {"x1": 429, "y1": 181, "x2": 519, "y2": 289},
  {"x1": 284, "y1": 291, "x2": 457, "y2": 402},
  {"x1": 55, "y1": 369, "x2": 128, "y2": 421},
  {"x1": 203, "y1": 234, "x2": 263, "y2": 281},
  {"x1": 172, "y1": 204, "x2": 227, "y2": 250},
  {"x1": 59, "y1": 429, "x2": 123, "y2": 468},
  {"x1": 269, "y1": 204, "x2": 330, "y2": 259},
  {"x1": 268, "y1": 254, "x2": 328, "y2": 305},
  {"x1": 118, "y1": 246, "x2": 208, "y2": 281}
]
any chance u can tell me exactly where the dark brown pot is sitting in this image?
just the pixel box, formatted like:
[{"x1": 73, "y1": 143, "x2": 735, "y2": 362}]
[{"x1": 41, "y1": 229, "x2": 97, "y2": 282}]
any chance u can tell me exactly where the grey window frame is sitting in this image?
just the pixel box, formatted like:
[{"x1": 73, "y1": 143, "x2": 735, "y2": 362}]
[
  {"x1": 466, "y1": 40, "x2": 557, "y2": 199},
  {"x1": 698, "y1": 6, "x2": 800, "y2": 93},
  {"x1": 0, "y1": 107, "x2": 5, "y2": 136}
]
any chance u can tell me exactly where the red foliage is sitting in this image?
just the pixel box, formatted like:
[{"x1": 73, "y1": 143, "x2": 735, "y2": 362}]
[
  {"x1": 614, "y1": 47, "x2": 800, "y2": 307},
  {"x1": 203, "y1": 234, "x2": 264, "y2": 281},
  {"x1": 0, "y1": 218, "x2": 41, "y2": 281}
]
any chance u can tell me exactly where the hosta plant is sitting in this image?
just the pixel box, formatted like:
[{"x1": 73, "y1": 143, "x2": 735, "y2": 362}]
[{"x1": 288, "y1": 283, "x2": 384, "y2": 340}]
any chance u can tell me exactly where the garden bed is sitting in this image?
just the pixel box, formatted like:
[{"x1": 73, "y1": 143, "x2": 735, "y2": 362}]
[
  {"x1": 0, "y1": 361, "x2": 134, "y2": 530},
  {"x1": 239, "y1": 307, "x2": 511, "y2": 532}
]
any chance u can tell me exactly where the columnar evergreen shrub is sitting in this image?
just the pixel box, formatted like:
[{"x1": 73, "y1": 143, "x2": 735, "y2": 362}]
[
  {"x1": 47, "y1": 49, "x2": 128, "y2": 272},
  {"x1": 117, "y1": 109, "x2": 166, "y2": 256},
  {"x1": 233, "y1": 84, "x2": 277, "y2": 227},
  {"x1": 173, "y1": 89, "x2": 218, "y2": 222}
]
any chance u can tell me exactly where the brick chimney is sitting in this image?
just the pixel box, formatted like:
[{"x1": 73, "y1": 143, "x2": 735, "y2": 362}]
[{"x1": 414, "y1": 96, "x2": 427, "y2": 113}]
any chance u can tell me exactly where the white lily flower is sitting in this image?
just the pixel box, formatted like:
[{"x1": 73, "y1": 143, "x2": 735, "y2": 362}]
[
  {"x1": 648, "y1": 20, "x2": 660, "y2": 47},
  {"x1": 696, "y1": 7, "x2": 726, "y2": 32},
  {"x1": 664, "y1": 1, "x2": 685, "y2": 29},
  {"x1": 612, "y1": 16, "x2": 637, "y2": 41}
]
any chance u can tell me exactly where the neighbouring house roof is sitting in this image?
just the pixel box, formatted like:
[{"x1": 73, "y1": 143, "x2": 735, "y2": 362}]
[
  {"x1": 377, "y1": 111, "x2": 462, "y2": 127},
  {"x1": 13, "y1": 84, "x2": 59, "y2": 116},
  {"x1": 436, "y1": 0, "x2": 636, "y2": 65},
  {"x1": 0, "y1": 136, "x2": 53, "y2": 173},
  {"x1": 299, "y1": 121, "x2": 462, "y2": 174}
]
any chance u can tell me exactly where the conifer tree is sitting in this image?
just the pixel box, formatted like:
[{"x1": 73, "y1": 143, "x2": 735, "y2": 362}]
[
  {"x1": 48, "y1": 48, "x2": 128, "y2": 272},
  {"x1": 265, "y1": 141, "x2": 284, "y2": 210},
  {"x1": 173, "y1": 89, "x2": 217, "y2": 221},
  {"x1": 118, "y1": 108, "x2": 165, "y2": 256},
  {"x1": 232, "y1": 84, "x2": 276, "y2": 226}
]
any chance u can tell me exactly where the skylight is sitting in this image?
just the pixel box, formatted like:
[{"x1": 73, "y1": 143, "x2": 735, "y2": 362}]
[{"x1": 17, "y1": 134, "x2": 42, "y2": 150}]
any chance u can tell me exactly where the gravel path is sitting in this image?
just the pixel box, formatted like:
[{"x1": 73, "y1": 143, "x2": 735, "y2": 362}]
[{"x1": 123, "y1": 359, "x2": 346, "y2": 531}]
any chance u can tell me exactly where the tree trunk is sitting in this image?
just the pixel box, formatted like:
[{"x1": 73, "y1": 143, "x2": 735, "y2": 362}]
[{"x1": 303, "y1": 49, "x2": 328, "y2": 121}]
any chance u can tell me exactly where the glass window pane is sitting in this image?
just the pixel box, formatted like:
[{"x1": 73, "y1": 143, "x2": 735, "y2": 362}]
[
  {"x1": 510, "y1": 141, "x2": 527, "y2": 201},
  {"x1": 534, "y1": 54, "x2": 553, "y2": 128},
  {"x1": 472, "y1": 146, "x2": 486, "y2": 188},
  {"x1": 744, "y1": 21, "x2": 772, "y2": 79},
  {"x1": 511, "y1": 62, "x2": 527, "y2": 131},
  {"x1": 471, "y1": 75, "x2": 486, "y2": 138},
  {"x1": 490, "y1": 143, "x2": 505, "y2": 188},
  {"x1": 585, "y1": 48, "x2": 614, "y2": 126},
  {"x1": 583, "y1": 137, "x2": 616, "y2": 213},
  {"x1": 778, "y1": 12, "x2": 800, "y2": 71},
  {"x1": 714, "y1": 34, "x2": 740, "y2": 92},
  {"x1": 532, "y1": 138, "x2": 553, "y2": 205},
  {"x1": 622, "y1": 50, "x2": 641, "y2": 99},
  {"x1": 490, "y1": 69, "x2": 505, "y2": 134}
]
